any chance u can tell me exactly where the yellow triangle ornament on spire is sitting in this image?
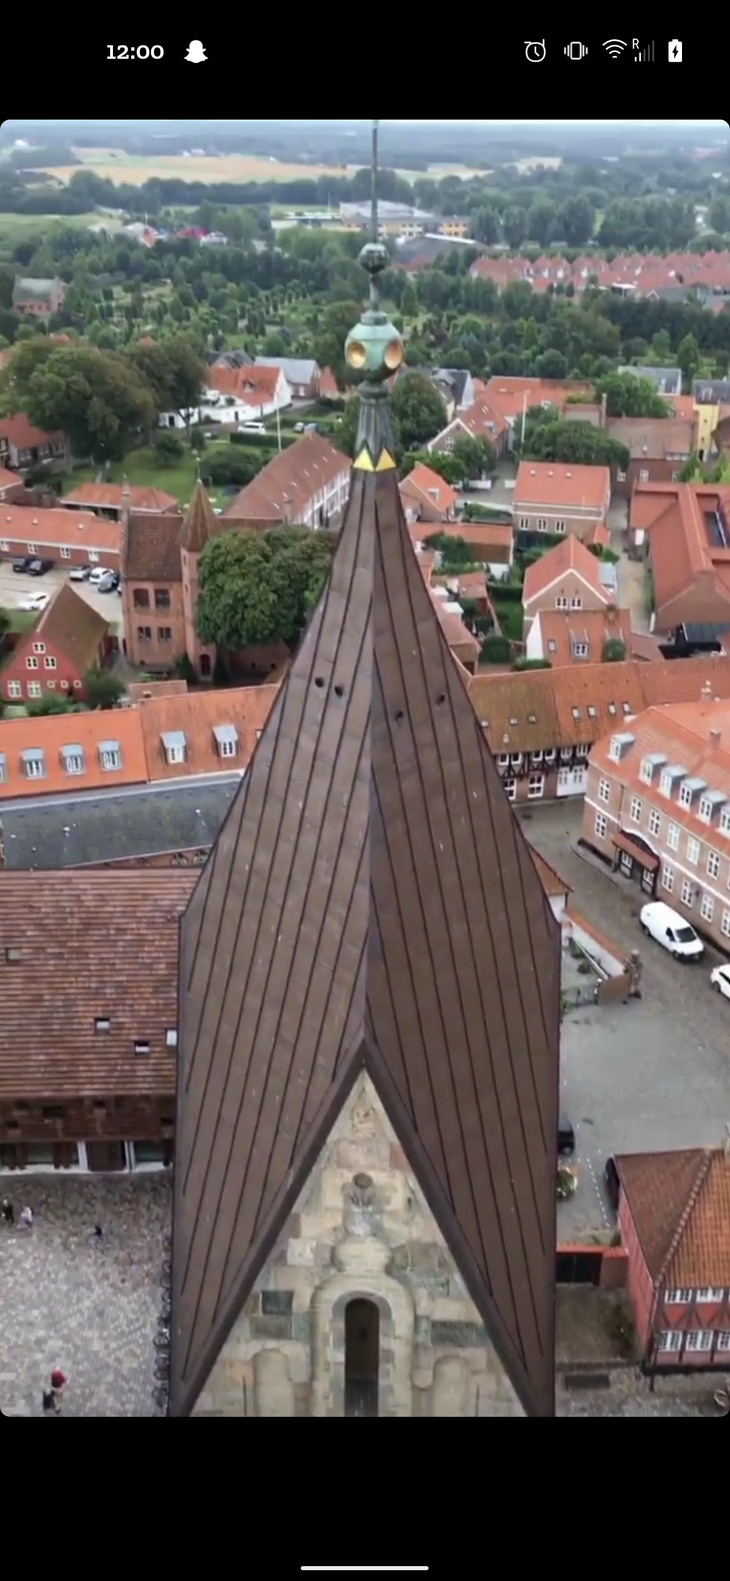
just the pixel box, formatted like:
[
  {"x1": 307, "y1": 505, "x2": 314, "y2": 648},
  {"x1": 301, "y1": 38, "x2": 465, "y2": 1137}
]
[
  {"x1": 354, "y1": 447, "x2": 375, "y2": 472},
  {"x1": 375, "y1": 448, "x2": 395, "y2": 472}
]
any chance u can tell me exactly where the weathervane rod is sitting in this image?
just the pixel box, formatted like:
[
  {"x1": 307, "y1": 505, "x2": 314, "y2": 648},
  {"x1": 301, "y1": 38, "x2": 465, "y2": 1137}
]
[{"x1": 371, "y1": 119, "x2": 379, "y2": 246}]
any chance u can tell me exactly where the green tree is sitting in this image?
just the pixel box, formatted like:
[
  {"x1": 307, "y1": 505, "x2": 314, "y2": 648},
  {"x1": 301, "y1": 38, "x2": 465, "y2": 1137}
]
[
  {"x1": 676, "y1": 333, "x2": 700, "y2": 386},
  {"x1": 84, "y1": 666, "x2": 126, "y2": 709},
  {"x1": 0, "y1": 335, "x2": 57, "y2": 413},
  {"x1": 27, "y1": 693, "x2": 76, "y2": 716},
  {"x1": 526, "y1": 199, "x2": 558, "y2": 248},
  {"x1": 391, "y1": 371, "x2": 446, "y2": 451},
  {"x1": 401, "y1": 283, "x2": 419, "y2": 319},
  {"x1": 596, "y1": 373, "x2": 671, "y2": 419},
  {"x1": 314, "y1": 300, "x2": 362, "y2": 388},
  {"x1": 197, "y1": 527, "x2": 335, "y2": 653},
  {"x1": 23, "y1": 347, "x2": 156, "y2": 464},
  {"x1": 451, "y1": 434, "x2": 495, "y2": 483},
  {"x1": 401, "y1": 449, "x2": 462, "y2": 486},
  {"x1": 520, "y1": 414, "x2": 629, "y2": 471},
  {"x1": 126, "y1": 336, "x2": 205, "y2": 426},
  {"x1": 559, "y1": 195, "x2": 595, "y2": 248},
  {"x1": 678, "y1": 451, "x2": 705, "y2": 482},
  {"x1": 154, "y1": 430, "x2": 185, "y2": 465},
  {"x1": 0, "y1": 607, "x2": 9, "y2": 643},
  {"x1": 602, "y1": 638, "x2": 627, "y2": 663}
]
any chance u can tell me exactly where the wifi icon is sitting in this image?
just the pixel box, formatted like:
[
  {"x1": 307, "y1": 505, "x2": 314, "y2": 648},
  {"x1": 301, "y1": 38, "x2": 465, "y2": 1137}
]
[{"x1": 603, "y1": 37, "x2": 627, "y2": 54}]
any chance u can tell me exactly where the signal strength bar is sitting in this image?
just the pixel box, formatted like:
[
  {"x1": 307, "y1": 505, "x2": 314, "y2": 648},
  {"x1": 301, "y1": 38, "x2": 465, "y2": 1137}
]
[{"x1": 634, "y1": 39, "x2": 655, "y2": 60}]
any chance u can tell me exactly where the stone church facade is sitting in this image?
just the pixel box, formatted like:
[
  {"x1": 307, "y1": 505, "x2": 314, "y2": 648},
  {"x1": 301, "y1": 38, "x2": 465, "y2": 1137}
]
[{"x1": 193, "y1": 1075, "x2": 525, "y2": 1418}]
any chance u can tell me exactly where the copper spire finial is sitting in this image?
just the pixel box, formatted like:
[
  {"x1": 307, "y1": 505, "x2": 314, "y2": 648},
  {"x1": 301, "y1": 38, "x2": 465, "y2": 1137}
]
[{"x1": 345, "y1": 119, "x2": 404, "y2": 470}]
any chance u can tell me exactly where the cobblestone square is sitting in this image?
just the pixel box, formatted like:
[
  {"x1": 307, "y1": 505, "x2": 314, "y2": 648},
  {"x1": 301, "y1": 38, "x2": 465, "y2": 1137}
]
[{"x1": 0, "y1": 1174, "x2": 170, "y2": 1418}]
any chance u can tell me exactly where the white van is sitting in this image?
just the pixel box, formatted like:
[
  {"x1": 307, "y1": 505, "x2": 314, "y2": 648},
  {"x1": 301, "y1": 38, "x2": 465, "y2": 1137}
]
[
  {"x1": 639, "y1": 901, "x2": 704, "y2": 961},
  {"x1": 241, "y1": 421, "x2": 266, "y2": 435}
]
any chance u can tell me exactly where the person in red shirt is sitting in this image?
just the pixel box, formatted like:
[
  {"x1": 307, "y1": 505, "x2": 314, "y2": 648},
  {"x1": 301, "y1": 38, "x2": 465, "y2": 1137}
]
[{"x1": 50, "y1": 1368, "x2": 66, "y2": 1413}]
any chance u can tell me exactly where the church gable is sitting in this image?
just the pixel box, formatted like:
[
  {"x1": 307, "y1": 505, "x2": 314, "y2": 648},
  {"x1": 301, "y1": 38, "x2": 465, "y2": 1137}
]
[{"x1": 192, "y1": 1074, "x2": 525, "y2": 1418}]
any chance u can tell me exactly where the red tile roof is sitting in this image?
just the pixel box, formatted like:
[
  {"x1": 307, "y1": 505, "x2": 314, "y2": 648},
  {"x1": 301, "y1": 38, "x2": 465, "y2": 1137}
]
[
  {"x1": 207, "y1": 364, "x2": 281, "y2": 405},
  {"x1": 631, "y1": 482, "x2": 730, "y2": 622},
  {"x1": 535, "y1": 606, "x2": 632, "y2": 666},
  {"x1": 0, "y1": 709, "x2": 149, "y2": 800},
  {"x1": 617, "y1": 1148, "x2": 730, "y2": 1287},
  {"x1": 588, "y1": 690, "x2": 730, "y2": 846},
  {"x1": 515, "y1": 461, "x2": 610, "y2": 513},
  {"x1": 0, "y1": 869, "x2": 196, "y2": 1099},
  {"x1": 483, "y1": 377, "x2": 594, "y2": 422},
  {"x1": 399, "y1": 462, "x2": 457, "y2": 518},
  {"x1": 0, "y1": 505, "x2": 121, "y2": 555},
  {"x1": 0, "y1": 467, "x2": 23, "y2": 493},
  {"x1": 139, "y1": 684, "x2": 281, "y2": 782},
  {"x1": 409, "y1": 519, "x2": 513, "y2": 554},
  {"x1": 61, "y1": 483, "x2": 179, "y2": 513},
  {"x1": 0, "y1": 412, "x2": 65, "y2": 451},
  {"x1": 437, "y1": 395, "x2": 508, "y2": 445},
  {"x1": 221, "y1": 432, "x2": 348, "y2": 523},
  {"x1": 606, "y1": 416, "x2": 694, "y2": 459},
  {"x1": 522, "y1": 535, "x2": 609, "y2": 607}
]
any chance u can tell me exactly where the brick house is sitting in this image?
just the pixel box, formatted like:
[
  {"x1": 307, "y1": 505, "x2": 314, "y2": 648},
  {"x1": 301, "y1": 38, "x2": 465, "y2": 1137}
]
[
  {"x1": 0, "y1": 506, "x2": 120, "y2": 569},
  {"x1": 122, "y1": 508, "x2": 186, "y2": 672},
  {"x1": 59, "y1": 483, "x2": 179, "y2": 520},
  {"x1": 0, "y1": 869, "x2": 195, "y2": 1173},
  {"x1": 254, "y1": 357, "x2": 320, "y2": 400},
  {"x1": 522, "y1": 535, "x2": 615, "y2": 639},
  {"x1": 607, "y1": 417, "x2": 694, "y2": 498},
  {"x1": 222, "y1": 432, "x2": 350, "y2": 532},
  {"x1": 525, "y1": 605, "x2": 633, "y2": 666},
  {"x1": 0, "y1": 413, "x2": 68, "y2": 473},
  {"x1": 0, "y1": 583, "x2": 110, "y2": 705},
  {"x1": 429, "y1": 395, "x2": 509, "y2": 459},
  {"x1": 0, "y1": 710, "x2": 148, "y2": 799},
  {"x1": 617, "y1": 1147, "x2": 730, "y2": 1372},
  {"x1": 409, "y1": 518, "x2": 514, "y2": 576},
  {"x1": 514, "y1": 461, "x2": 611, "y2": 543},
  {"x1": 468, "y1": 655, "x2": 730, "y2": 805},
  {"x1": 205, "y1": 362, "x2": 291, "y2": 418},
  {"x1": 12, "y1": 276, "x2": 65, "y2": 318},
  {"x1": 137, "y1": 683, "x2": 280, "y2": 783},
  {"x1": 630, "y1": 482, "x2": 730, "y2": 635},
  {"x1": 399, "y1": 462, "x2": 458, "y2": 524},
  {"x1": 432, "y1": 376, "x2": 596, "y2": 457},
  {"x1": 581, "y1": 685, "x2": 730, "y2": 946}
]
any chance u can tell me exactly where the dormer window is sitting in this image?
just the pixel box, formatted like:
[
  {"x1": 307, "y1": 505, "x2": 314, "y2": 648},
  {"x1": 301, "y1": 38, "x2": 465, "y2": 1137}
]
[
  {"x1": 572, "y1": 642, "x2": 589, "y2": 659},
  {"x1": 0, "y1": 752, "x2": 6, "y2": 785},
  {"x1": 660, "y1": 764, "x2": 687, "y2": 798},
  {"x1": 162, "y1": 731, "x2": 186, "y2": 766},
  {"x1": 720, "y1": 806, "x2": 730, "y2": 836},
  {"x1": 679, "y1": 776, "x2": 707, "y2": 809},
  {"x1": 98, "y1": 740, "x2": 121, "y2": 773},
  {"x1": 607, "y1": 703, "x2": 617, "y2": 716},
  {"x1": 21, "y1": 748, "x2": 45, "y2": 780},
  {"x1": 608, "y1": 732, "x2": 635, "y2": 764},
  {"x1": 61, "y1": 745, "x2": 85, "y2": 777},
  {"x1": 213, "y1": 724, "x2": 238, "y2": 761},
  {"x1": 134, "y1": 1040, "x2": 150, "y2": 1057},
  {"x1": 640, "y1": 752, "x2": 667, "y2": 786}
]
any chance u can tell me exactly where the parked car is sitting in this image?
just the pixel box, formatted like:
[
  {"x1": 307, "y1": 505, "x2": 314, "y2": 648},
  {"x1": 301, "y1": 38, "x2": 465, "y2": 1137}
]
[
  {"x1": 604, "y1": 1156, "x2": 620, "y2": 1212},
  {"x1": 558, "y1": 1115, "x2": 575, "y2": 1156},
  {"x1": 710, "y1": 964, "x2": 730, "y2": 999},
  {"x1": 639, "y1": 901, "x2": 704, "y2": 961},
  {"x1": 69, "y1": 565, "x2": 91, "y2": 582},
  {"x1": 240, "y1": 422, "x2": 266, "y2": 435},
  {"x1": 28, "y1": 558, "x2": 55, "y2": 576},
  {"x1": 88, "y1": 565, "x2": 111, "y2": 585},
  {"x1": 12, "y1": 557, "x2": 34, "y2": 573},
  {"x1": 95, "y1": 571, "x2": 117, "y2": 593},
  {"x1": 16, "y1": 590, "x2": 50, "y2": 612}
]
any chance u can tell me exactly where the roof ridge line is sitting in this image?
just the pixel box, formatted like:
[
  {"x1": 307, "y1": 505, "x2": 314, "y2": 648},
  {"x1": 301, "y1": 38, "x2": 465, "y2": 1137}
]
[{"x1": 655, "y1": 1147, "x2": 713, "y2": 1288}]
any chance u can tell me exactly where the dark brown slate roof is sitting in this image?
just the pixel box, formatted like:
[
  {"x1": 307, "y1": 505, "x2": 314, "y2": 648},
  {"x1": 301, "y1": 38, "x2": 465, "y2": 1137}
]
[
  {"x1": 123, "y1": 510, "x2": 184, "y2": 582},
  {"x1": 178, "y1": 480, "x2": 217, "y2": 553},
  {"x1": 171, "y1": 446, "x2": 561, "y2": 1417}
]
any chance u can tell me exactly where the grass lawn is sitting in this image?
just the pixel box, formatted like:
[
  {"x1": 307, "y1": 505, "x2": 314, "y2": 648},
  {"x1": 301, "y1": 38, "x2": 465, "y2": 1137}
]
[
  {"x1": 492, "y1": 601, "x2": 524, "y2": 643},
  {"x1": 4, "y1": 609, "x2": 38, "y2": 635},
  {"x1": 65, "y1": 442, "x2": 234, "y2": 511},
  {"x1": 0, "y1": 212, "x2": 120, "y2": 241}
]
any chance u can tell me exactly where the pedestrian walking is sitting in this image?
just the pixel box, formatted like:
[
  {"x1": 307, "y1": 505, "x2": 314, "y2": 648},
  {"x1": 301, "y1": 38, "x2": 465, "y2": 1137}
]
[
  {"x1": 1, "y1": 1198, "x2": 14, "y2": 1226},
  {"x1": 18, "y1": 1205, "x2": 33, "y2": 1230},
  {"x1": 92, "y1": 1224, "x2": 103, "y2": 1243},
  {"x1": 50, "y1": 1367, "x2": 66, "y2": 1414},
  {"x1": 42, "y1": 1388, "x2": 55, "y2": 1416}
]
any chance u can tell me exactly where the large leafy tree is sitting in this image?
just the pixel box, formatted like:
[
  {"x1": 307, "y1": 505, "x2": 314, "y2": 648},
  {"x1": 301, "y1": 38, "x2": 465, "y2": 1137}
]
[
  {"x1": 596, "y1": 373, "x2": 671, "y2": 419},
  {"x1": 125, "y1": 336, "x2": 205, "y2": 425},
  {"x1": 197, "y1": 527, "x2": 335, "y2": 653},
  {"x1": 391, "y1": 371, "x2": 446, "y2": 451},
  {"x1": 20, "y1": 346, "x2": 156, "y2": 463}
]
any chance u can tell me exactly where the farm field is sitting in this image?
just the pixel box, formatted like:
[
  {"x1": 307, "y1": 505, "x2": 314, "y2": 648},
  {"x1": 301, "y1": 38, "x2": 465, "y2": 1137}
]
[
  {"x1": 0, "y1": 211, "x2": 122, "y2": 238},
  {"x1": 34, "y1": 149, "x2": 506, "y2": 187}
]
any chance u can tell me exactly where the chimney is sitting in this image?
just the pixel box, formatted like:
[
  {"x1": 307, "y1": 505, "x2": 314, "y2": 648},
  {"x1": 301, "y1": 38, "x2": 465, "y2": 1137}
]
[{"x1": 710, "y1": 728, "x2": 722, "y2": 750}]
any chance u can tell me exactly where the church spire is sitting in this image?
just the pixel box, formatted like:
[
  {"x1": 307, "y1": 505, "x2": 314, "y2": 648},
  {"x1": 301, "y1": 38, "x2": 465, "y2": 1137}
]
[{"x1": 344, "y1": 117, "x2": 403, "y2": 473}]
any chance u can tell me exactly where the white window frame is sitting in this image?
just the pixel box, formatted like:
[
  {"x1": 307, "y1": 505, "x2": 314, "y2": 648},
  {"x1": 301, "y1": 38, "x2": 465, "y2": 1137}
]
[
  {"x1": 707, "y1": 849, "x2": 720, "y2": 879},
  {"x1": 680, "y1": 878, "x2": 694, "y2": 907},
  {"x1": 6, "y1": 680, "x2": 21, "y2": 699},
  {"x1": 639, "y1": 468, "x2": 650, "y2": 483},
  {"x1": 59, "y1": 546, "x2": 71, "y2": 559},
  {"x1": 665, "y1": 1288, "x2": 692, "y2": 1304},
  {"x1": 569, "y1": 595, "x2": 582, "y2": 610},
  {"x1": 666, "y1": 821, "x2": 680, "y2": 851},
  {"x1": 166, "y1": 745, "x2": 186, "y2": 766},
  {"x1": 679, "y1": 783, "x2": 693, "y2": 808},
  {"x1": 594, "y1": 811, "x2": 608, "y2": 839},
  {"x1": 698, "y1": 796, "x2": 713, "y2": 823},
  {"x1": 662, "y1": 864, "x2": 675, "y2": 893},
  {"x1": 553, "y1": 518, "x2": 566, "y2": 533},
  {"x1": 597, "y1": 778, "x2": 610, "y2": 804},
  {"x1": 32, "y1": 642, "x2": 45, "y2": 655},
  {"x1": 717, "y1": 1331, "x2": 730, "y2": 1350},
  {"x1": 26, "y1": 542, "x2": 37, "y2": 555},
  {"x1": 503, "y1": 778, "x2": 516, "y2": 802},
  {"x1": 684, "y1": 1330, "x2": 713, "y2": 1352},
  {"x1": 218, "y1": 739, "x2": 237, "y2": 760},
  {"x1": 100, "y1": 748, "x2": 121, "y2": 772},
  {"x1": 24, "y1": 753, "x2": 44, "y2": 776},
  {"x1": 26, "y1": 682, "x2": 41, "y2": 698},
  {"x1": 700, "y1": 892, "x2": 714, "y2": 922},
  {"x1": 656, "y1": 1330, "x2": 682, "y2": 1352},
  {"x1": 629, "y1": 795, "x2": 642, "y2": 824},
  {"x1": 720, "y1": 807, "x2": 730, "y2": 836},
  {"x1": 686, "y1": 836, "x2": 700, "y2": 866},
  {"x1": 722, "y1": 909, "x2": 730, "y2": 939},
  {"x1": 608, "y1": 737, "x2": 622, "y2": 763},
  {"x1": 639, "y1": 758, "x2": 655, "y2": 785},
  {"x1": 648, "y1": 808, "x2": 661, "y2": 837},
  {"x1": 572, "y1": 641, "x2": 589, "y2": 659},
  {"x1": 555, "y1": 595, "x2": 568, "y2": 609},
  {"x1": 660, "y1": 772, "x2": 673, "y2": 797},
  {"x1": 25, "y1": 656, "x2": 38, "y2": 670},
  {"x1": 696, "y1": 1288, "x2": 725, "y2": 1303},
  {"x1": 527, "y1": 773, "x2": 544, "y2": 800}
]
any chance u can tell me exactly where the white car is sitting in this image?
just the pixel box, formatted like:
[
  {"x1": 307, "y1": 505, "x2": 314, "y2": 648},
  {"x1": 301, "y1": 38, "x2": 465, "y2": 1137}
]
[
  {"x1": 69, "y1": 565, "x2": 90, "y2": 582},
  {"x1": 710, "y1": 964, "x2": 730, "y2": 999},
  {"x1": 88, "y1": 566, "x2": 110, "y2": 584},
  {"x1": 16, "y1": 591, "x2": 50, "y2": 613},
  {"x1": 639, "y1": 900, "x2": 704, "y2": 961}
]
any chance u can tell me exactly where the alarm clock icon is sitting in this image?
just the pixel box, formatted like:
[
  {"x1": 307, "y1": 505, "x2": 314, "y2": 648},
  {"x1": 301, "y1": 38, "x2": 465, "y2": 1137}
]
[{"x1": 525, "y1": 40, "x2": 546, "y2": 61}]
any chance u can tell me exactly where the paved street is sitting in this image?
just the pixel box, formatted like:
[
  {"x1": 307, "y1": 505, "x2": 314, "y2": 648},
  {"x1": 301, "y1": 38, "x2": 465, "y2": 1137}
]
[
  {"x1": 0, "y1": 1175, "x2": 168, "y2": 1417},
  {"x1": 520, "y1": 800, "x2": 730, "y2": 1236},
  {"x1": 0, "y1": 561, "x2": 123, "y2": 636}
]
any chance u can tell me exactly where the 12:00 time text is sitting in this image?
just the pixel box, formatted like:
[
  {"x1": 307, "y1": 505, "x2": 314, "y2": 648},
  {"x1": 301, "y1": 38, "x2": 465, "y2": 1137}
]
[{"x1": 106, "y1": 45, "x2": 164, "y2": 59}]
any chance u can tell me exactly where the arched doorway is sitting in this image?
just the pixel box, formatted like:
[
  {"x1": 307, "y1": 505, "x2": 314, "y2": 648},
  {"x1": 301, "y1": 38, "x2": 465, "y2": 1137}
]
[{"x1": 344, "y1": 1298, "x2": 380, "y2": 1416}]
